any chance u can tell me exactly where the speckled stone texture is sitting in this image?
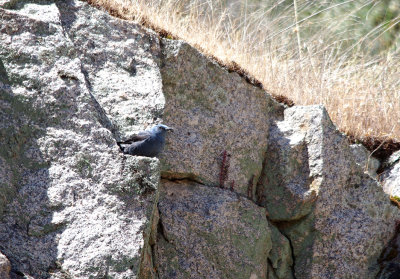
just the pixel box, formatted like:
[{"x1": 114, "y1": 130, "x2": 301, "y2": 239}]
[
  {"x1": 381, "y1": 151, "x2": 400, "y2": 197},
  {"x1": 258, "y1": 105, "x2": 399, "y2": 279},
  {"x1": 0, "y1": 252, "x2": 11, "y2": 279},
  {"x1": 350, "y1": 143, "x2": 380, "y2": 179},
  {"x1": 376, "y1": 222, "x2": 400, "y2": 279},
  {"x1": 1, "y1": 0, "x2": 399, "y2": 278},
  {"x1": 160, "y1": 39, "x2": 283, "y2": 197},
  {"x1": 154, "y1": 180, "x2": 272, "y2": 279},
  {"x1": 0, "y1": 1, "x2": 161, "y2": 278},
  {"x1": 55, "y1": 0, "x2": 164, "y2": 141}
]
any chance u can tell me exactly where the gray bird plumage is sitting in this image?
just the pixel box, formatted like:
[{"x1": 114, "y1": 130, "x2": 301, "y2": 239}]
[{"x1": 117, "y1": 124, "x2": 174, "y2": 157}]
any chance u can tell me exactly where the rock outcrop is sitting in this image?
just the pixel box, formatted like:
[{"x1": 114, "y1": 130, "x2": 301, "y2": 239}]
[
  {"x1": 154, "y1": 180, "x2": 271, "y2": 279},
  {"x1": 382, "y1": 151, "x2": 400, "y2": 197},
  {"x1": 375, "y1": 153, "x2": 400, "y2": 279},
  {"x1": 350, "y1": 143, "x2": 380, "y2": 178},
  {"x1": 258, "y1": 106, "x2": 397, "y2": 278},
  {"x1": 0, "y1": 1, "x2": 160, "y2": 278},
  {"x1": 0, "y1": 1, "x2": 398, "y2": 279},
  {"x1": 0, "y1": 252, "x2": 11, "y2": 279},
  {"x1": 160, "y1": 39, "x2": 282, "y2": 195}
]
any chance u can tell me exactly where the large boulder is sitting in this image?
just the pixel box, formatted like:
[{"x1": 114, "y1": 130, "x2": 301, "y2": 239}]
[
  {"x1": 0, "y1": 1, "x2": 161, "y2": 278},
  {"x1": 160, "y1": 39, "x2": 283, "y2": 196},
  {"x1": 0, "y1": 0, "x2": 399, "y2": 278},
  {"x1": 154, "y1": 180, "x2": 272, "y2": 279},
  {"x1": 257, "y1": 105, "x2": 398, "y2": 279},
  {"x1": 55, "y1": 0, "x2": 164, "y2": 140}
]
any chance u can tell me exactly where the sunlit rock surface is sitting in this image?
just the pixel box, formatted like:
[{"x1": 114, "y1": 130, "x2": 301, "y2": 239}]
[{"x1": 0, "y1": 1, "x2": 398, "y2": 278}]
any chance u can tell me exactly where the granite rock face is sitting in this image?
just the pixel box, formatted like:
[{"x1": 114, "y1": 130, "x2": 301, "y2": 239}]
[
  {"x1": 257, "y1": 106, "x2": 398, "y2": 279},
  {"x1": 381, "y1": 151, "x2": 400, "y2": 197},
  {"x1": 0, "y1": 252, "x2": 11, "y2": 279},
  {"x1": 377, "y1": 222, "x2": 400, "y2": 279},
  {"x1": 154, "y1": 180, "x2": 271, "y2": 279},
  {"x1": 350, "y1": 143, "x2": 380, "y2": 178},
  {"x1": 160, "y1": 39, "x2": 283, "y2": 196},
  {"x1": 0, "y1": 1, "x2": 160, "y2": 278},
  {"x1": 55, "y1": 0, "x2": 164, "y2": 141},
  {"x1": 0, "y1": 1, "x2": 399, "y2": 279}
]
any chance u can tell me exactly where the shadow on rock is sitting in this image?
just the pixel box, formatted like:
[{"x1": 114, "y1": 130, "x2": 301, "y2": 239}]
[{"x1": 0, "y1": 86, "x2": 63, "y2": 278}]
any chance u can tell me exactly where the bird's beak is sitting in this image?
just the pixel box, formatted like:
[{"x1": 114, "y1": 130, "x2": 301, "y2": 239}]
[{"x1": 166, "y1": 127, "x2": 174, "y2": 132}]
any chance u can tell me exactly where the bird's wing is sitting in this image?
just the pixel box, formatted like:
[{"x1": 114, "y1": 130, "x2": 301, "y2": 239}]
[{"x1": 117, "y1": 131, "x2": 151, "y2": 144}]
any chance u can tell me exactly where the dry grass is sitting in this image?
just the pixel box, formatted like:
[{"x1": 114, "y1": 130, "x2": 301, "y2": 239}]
[{"x1": 87, "y1": 0, "x2": 400, "y2": 145}]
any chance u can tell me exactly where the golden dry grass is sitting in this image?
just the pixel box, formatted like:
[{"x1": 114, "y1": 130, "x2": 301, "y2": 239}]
[{"x1": 87, "y1": 0, "x2": 400, "y2": 143}]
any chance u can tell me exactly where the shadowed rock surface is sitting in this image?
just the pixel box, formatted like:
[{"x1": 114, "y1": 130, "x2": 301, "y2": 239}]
[
  {"x1": 154, "y1": 180, "x2": 271, "y2": 279},
  {"x1": 0, "y1": 1, "x2": 399, "y2": 279},
  {"x1": 258, "y1": 106, "x2": 398, "y2": 278},
  {"x1": 350, "y1": 143, "x2": 380, "y2": 178},
  {"x1": 0, "y1": 1, "x2": 160, "y2": 278},
  {"x1": 382, "y1": 151, "x2": 400, "y2": 197},
  {"x1": 377, "y1": 222, "x2": 400, "y2": 279},
  {"x1": 160, "y1": 39, "x2": 283, "y2": 195}
]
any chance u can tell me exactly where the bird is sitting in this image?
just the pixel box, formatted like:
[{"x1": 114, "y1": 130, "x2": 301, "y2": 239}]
[{"x1": 117, "y1": 124, "x2": 174, "y2": 157}]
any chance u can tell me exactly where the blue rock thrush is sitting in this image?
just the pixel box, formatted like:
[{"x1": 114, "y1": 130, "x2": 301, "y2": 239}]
[{"x1": 117, "y1": 124, "x2": 174, "y2": 157}]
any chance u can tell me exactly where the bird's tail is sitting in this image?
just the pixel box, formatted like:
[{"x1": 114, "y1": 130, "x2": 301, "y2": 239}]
[{"x1": 116, "y1": 142, "x2": 128, "y2": 153}]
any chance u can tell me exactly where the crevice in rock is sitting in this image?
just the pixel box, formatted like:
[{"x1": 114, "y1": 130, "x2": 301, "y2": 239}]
[
  {"x1": 378, "y1": 152, "x2": 400, "y2": 178},
  {"x1": 161, "y1": 173, "x2": 206, "y2": 186},
  {"x1": 376, "y1": 221, "x2": 400, "y2": 278},
  {"x1": 47, "y1": 260, "x2": 74, "y2": 279},
  {"x1": 158, "y1": 38, "x2": 167, "y2": 70},
  {"x1": 269, "y1": 223, "x2": 297, "y2": 279},
  {"x1": 79, "y1": 63, "x2": 120, "y2": 140},
  {"x1": 284, "y1": 230, "x2": 298, "y2": 279},
  {"x1": 348, "y1": 136, "x2": 400, "y2": 164},
  {"x1": 55, "y1": 3, "x2": 120, "y2": 142},
  {"x1": 267, "y1": 258, "x2": 279, "y2": 279},
  {"x1": 11, "y1": 269, "x2": 25, "y2": 278},
  {"x1": 149, "y1": 241, "x2": 159, "y2": 279},
  {"x1": 255, "y1": 151, "x2": 269, "y2": 206},
  {"x1": 138, "y1": 199, "x2": 160, "y2": 279},
  {"x1": 246, "y1": 174, "x2": 255, "y2": 201},
  {"x1": 161, "y1": 175, "x2": 268, "y2": 207},
  {"x1": 0, "y1": 59, "x2": 10, "y2": 85},
  {"x1": 270, "y1": 210, "x2": 312, "y2": 228},
  {"x1": 268, "y1": 214, "x2": 313, "y2": 279},
  {"x1": 157, "y1": 216, "x2": 169, "y2": 244}
]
